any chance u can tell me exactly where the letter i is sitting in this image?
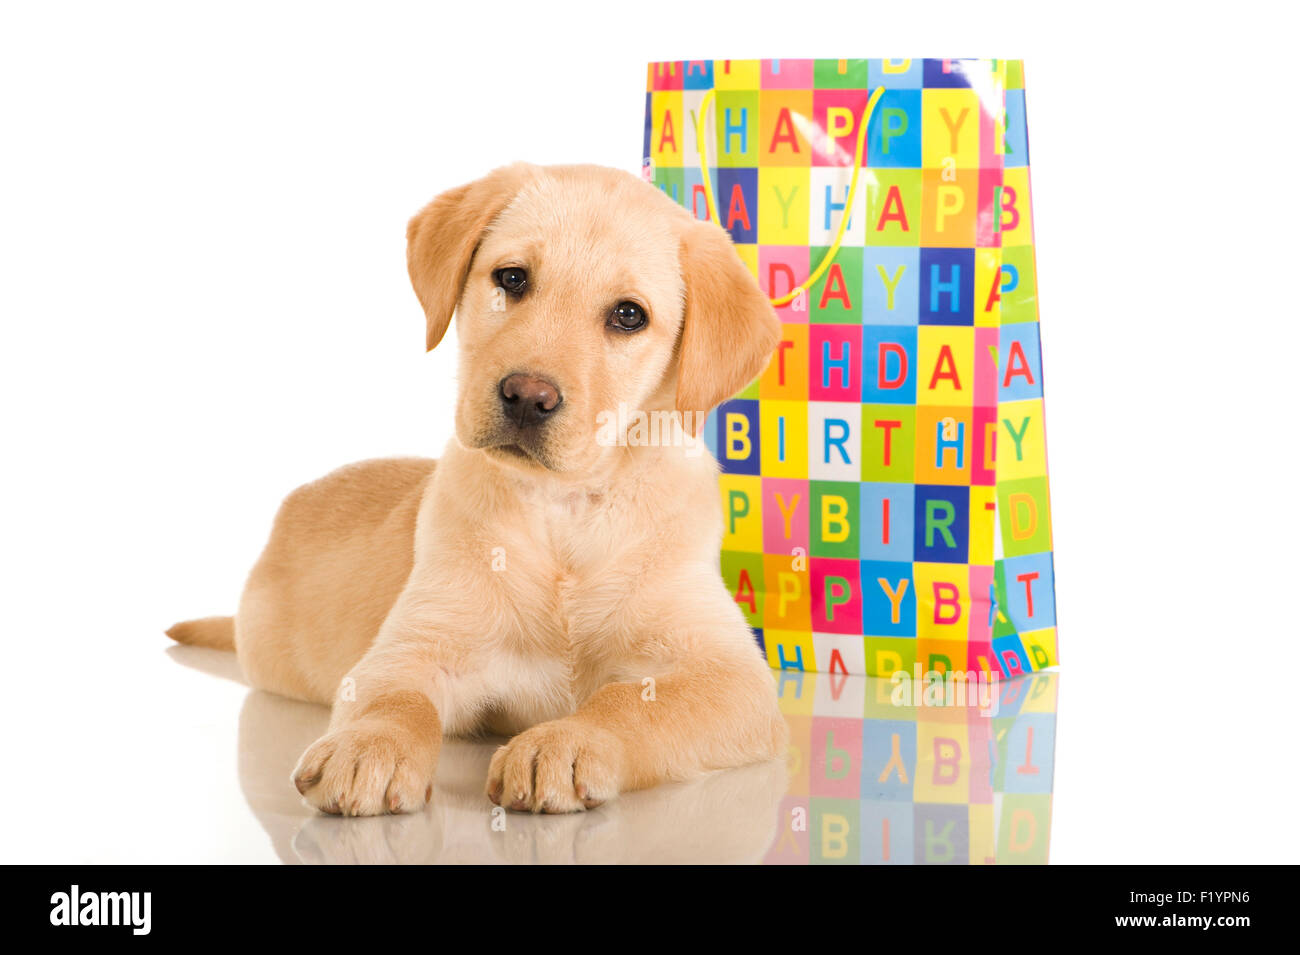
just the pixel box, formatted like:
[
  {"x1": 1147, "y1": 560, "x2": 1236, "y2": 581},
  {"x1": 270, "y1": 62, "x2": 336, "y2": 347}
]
[{"x1": 881, "y1": 498, "x2": 891, "y2": 545}]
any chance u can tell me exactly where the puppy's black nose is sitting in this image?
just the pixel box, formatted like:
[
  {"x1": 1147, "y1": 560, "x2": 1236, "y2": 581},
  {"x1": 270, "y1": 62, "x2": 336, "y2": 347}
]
[{"x1": 499, "y1": 374, "x2": 562, "y2": 427}]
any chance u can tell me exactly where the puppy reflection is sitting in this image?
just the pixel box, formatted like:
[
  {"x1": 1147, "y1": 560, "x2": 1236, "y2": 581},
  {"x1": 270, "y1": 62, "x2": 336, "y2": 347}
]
[{"x1": 236, "y1": 687, "x2": 787, "y2": 865}]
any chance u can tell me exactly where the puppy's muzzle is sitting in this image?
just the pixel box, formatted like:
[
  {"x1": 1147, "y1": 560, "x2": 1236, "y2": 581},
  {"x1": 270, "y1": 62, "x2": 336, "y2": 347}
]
[{"x1": 499, "y1": 373, "x2": 562, "y2": 428}]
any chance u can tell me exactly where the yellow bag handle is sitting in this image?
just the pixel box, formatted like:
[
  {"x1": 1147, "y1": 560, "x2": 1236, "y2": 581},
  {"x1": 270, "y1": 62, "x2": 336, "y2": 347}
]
[{"x1": 694, "y1": 86, "x2": 885, "y2": 307}]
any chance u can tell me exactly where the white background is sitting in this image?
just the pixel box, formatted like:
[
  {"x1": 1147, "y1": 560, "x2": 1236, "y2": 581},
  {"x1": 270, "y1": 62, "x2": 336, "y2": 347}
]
[{"x1": 1, "y1": 0, "x2": 1295, "y2": 863}]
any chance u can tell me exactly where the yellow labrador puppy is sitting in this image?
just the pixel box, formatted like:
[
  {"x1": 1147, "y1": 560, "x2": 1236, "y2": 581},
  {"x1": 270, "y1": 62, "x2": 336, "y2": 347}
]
[{"x1": 169, "y1": 163, "x2": 786, "y2": 816}]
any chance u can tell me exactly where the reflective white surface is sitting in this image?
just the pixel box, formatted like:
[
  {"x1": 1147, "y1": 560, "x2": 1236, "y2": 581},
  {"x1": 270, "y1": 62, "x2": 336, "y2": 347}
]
[
  {"x1": 174, "y1": 647, "x2": 791, "y2": 865},
  {"x1": 0, "y1": 612, "x2": 1293, "y2": 864}
]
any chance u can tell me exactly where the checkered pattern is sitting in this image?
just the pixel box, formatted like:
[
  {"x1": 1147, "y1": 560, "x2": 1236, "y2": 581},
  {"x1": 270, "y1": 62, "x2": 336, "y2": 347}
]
[{"x1": 643, "y1": 58, "x2": 1055, "y2": 679}]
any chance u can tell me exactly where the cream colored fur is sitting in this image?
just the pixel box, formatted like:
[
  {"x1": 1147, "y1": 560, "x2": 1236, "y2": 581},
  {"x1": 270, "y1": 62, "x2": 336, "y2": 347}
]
[{"x1": 169, "y1": 163, "x2": 786, "y2": 816}]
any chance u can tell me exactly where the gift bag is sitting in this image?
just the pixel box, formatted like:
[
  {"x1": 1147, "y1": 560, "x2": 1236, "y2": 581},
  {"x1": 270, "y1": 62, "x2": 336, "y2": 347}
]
[
  {"x1": 642, "y1": 59, "x2": 1056, "y2": 678},
  {"x1": 763, "y1": 668, "x2": 1058, "y2": 865}
]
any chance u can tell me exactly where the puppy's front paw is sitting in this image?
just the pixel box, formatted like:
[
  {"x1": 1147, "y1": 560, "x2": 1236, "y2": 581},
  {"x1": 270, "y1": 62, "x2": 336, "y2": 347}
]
[
  {"x1": 292, "y1": 723, "x2": 436, "y2": 816},
  {"x1": 486, "y1": 719, "x2": 624, "y2": 814}
]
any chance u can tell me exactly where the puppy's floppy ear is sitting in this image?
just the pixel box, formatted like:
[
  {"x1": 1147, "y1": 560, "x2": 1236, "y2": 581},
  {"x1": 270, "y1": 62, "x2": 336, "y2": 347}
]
[
  {"x1": 406, "y1": 163, "x2": 534, "y2": 351},
  {"x1": 675, "y1": 219, "x2": 781, "y2": 416}
]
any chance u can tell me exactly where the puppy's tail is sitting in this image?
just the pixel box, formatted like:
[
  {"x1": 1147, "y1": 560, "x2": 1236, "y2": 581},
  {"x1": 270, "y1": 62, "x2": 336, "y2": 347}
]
[{"x1": 166, "y1": 615, "x2": 235, "y2": 652}]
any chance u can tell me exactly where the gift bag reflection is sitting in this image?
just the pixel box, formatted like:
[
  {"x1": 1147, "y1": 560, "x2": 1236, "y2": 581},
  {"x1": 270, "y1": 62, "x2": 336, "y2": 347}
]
[{"x1": 763, "y1": 669, "x2": 1057, "y2": 865}]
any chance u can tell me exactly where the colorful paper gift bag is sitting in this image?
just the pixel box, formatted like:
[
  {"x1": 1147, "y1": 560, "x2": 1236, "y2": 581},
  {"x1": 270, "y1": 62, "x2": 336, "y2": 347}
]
[{"x1": 642, "y1": 59, "x2": 1056, "y2": 679}]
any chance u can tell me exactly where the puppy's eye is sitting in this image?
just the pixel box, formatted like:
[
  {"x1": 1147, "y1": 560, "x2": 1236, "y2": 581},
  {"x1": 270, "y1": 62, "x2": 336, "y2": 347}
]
[
  {"x1": 494, "y1": 267, "x2": 528, "y2": 295},
  {"x1": 609, "y1": 301, "x2": 648, "y2": 332}
]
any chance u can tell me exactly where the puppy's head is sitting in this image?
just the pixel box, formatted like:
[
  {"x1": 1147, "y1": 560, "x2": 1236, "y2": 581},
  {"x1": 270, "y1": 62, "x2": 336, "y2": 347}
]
[{"x1": 407, "y1": 163, "x2": 779, "y2": 477}]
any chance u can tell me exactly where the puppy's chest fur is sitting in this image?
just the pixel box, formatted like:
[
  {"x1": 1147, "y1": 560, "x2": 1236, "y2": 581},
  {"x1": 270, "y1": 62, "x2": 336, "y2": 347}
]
[{"x1": 483, "y1": 485, "x2": 666, "y2": 726}]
